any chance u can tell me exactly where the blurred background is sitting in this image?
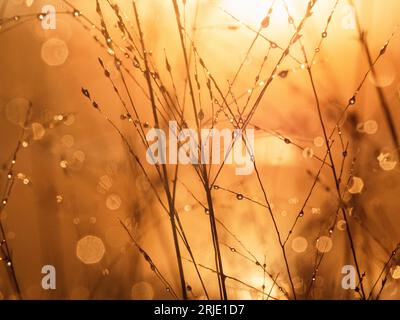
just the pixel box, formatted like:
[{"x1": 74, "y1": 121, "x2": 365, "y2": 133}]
[{"x1": 0, "y1": 0, "x2": 399, "y2": 300}]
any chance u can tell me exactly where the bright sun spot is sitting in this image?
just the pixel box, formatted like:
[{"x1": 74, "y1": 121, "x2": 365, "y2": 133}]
[{"x1": 220, "y1": 0, "x2": 300, "y2": 26}]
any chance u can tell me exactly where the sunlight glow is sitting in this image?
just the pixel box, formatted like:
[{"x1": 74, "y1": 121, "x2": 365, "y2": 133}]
[{"x1": 220, "y1": 0, "x2": 300, "y2": 26}]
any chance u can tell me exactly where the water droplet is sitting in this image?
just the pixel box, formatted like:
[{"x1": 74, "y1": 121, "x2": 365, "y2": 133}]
[
  {"x1": 278, "y1": 70, "x2": 289, "y2": 79},
  {"x1": 261, "y1": 15, "x2": 270, "y2": 28},
  {"x1": 198, "y1": 109, "x2": 204, "y2": 121},
  {"x1": 302, "y1": 147, "x2": 314, "y2": 159},
  {"x1": 54, "y1": 114, "x2": 64, "y2": 121},
  {"x1": 72, "y1": 10, "x2": 81, "y2": 17},
  {"x1": 60, "y1": 160, "x2": 68, "y2": 168}
]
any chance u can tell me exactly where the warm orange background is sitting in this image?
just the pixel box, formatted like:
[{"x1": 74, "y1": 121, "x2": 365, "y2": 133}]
[{"x1": 0, "y1": 0, "x2": 399, "y2": 300}]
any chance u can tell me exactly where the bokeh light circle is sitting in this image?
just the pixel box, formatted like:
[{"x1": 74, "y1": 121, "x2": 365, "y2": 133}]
[
  {"x1": 41, "y1": 38, "x2": 69, "y2": 66},
  {"x1": 76, "y1": 235, "x2": 106, "y2": 264},
  {"x1": 348, "y1": 177, "x2": 364, "y2": 194},
  {"x1": 106, "y1": 193, "x2": 122, "y2": 210},
  {"x1": 291, "y1": 236, "x2": 308, "y2": 253},
  {"x1": 316, "y1": 236, "x2": 333, "y2": 253}
]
